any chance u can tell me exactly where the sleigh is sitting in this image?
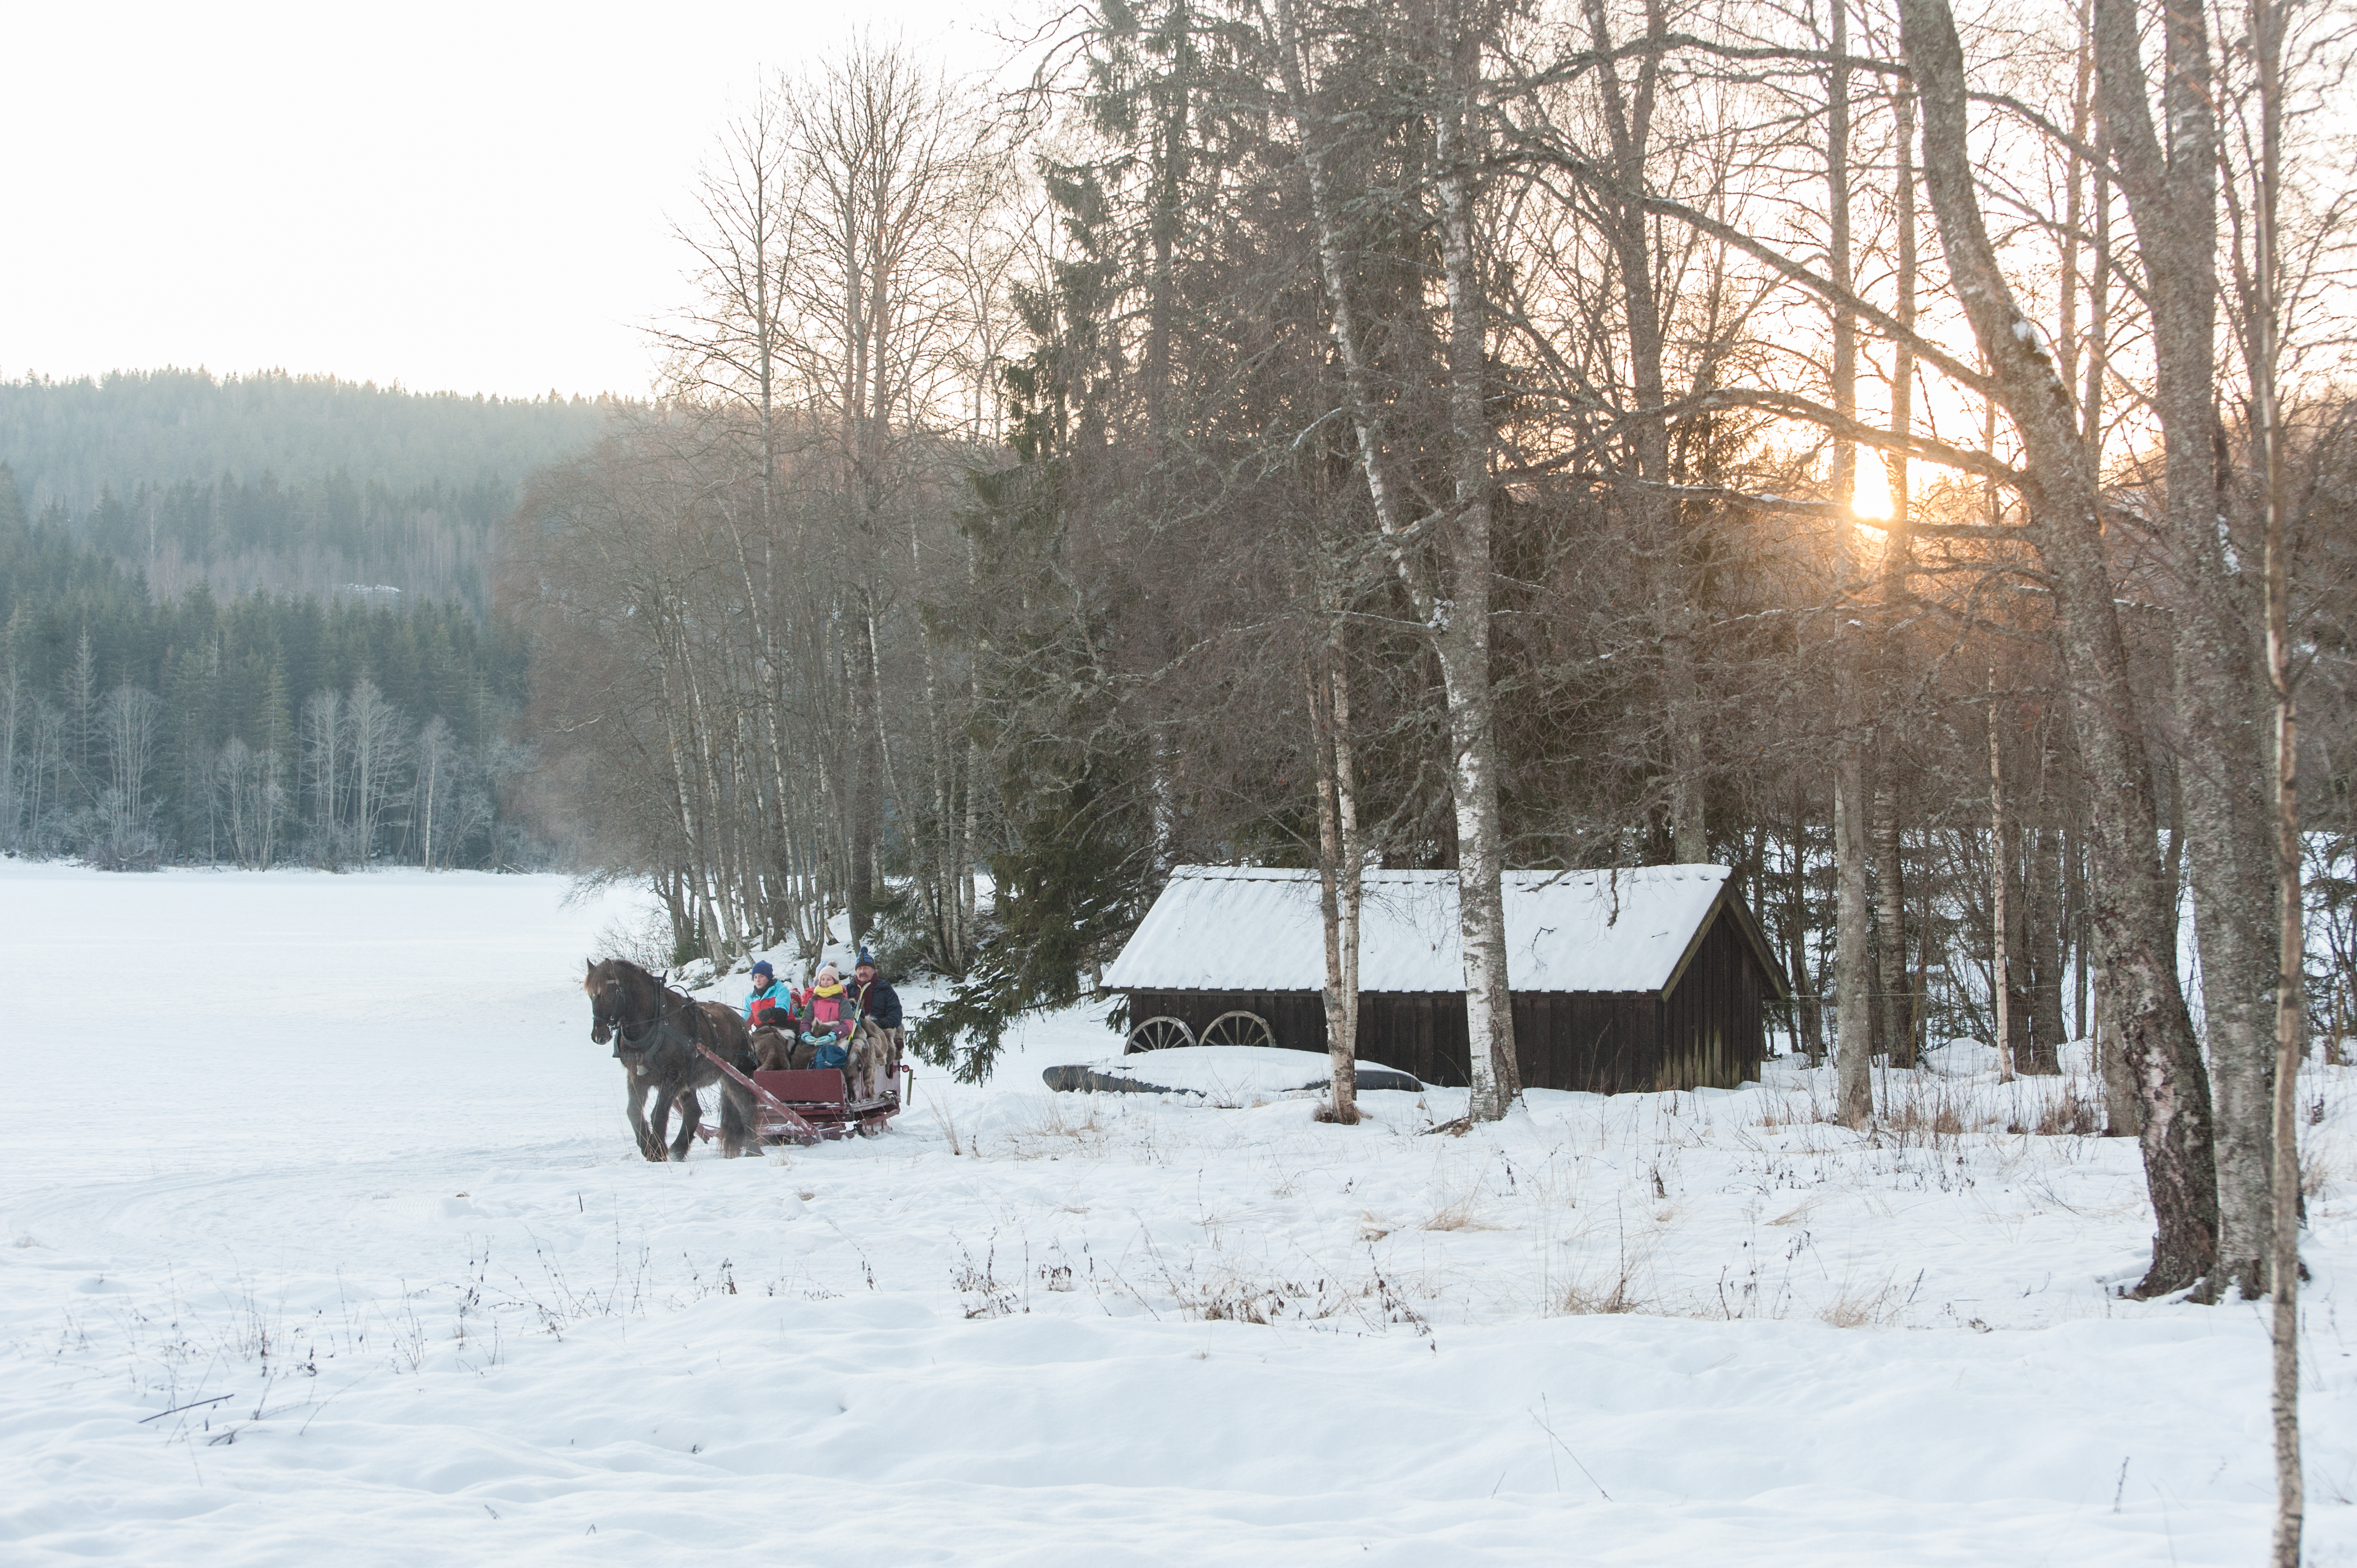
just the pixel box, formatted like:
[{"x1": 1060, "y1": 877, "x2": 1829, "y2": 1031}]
[{"x1": 691, "y1": 1045, "x2": 911, "y2": 1146}]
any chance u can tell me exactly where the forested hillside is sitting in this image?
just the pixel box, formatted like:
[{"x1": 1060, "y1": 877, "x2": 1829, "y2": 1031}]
[
  {"x1": 0, "y1": 370, "x2": 614, "y2": 608},
  {"x1": 0, "y1": 465, "x2": 537, "y2": 869}
]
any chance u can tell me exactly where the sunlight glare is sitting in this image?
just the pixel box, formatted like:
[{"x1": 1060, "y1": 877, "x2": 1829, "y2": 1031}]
[{"x1": 1850, "y1": 463, "x2": 1894, "y2": 522}]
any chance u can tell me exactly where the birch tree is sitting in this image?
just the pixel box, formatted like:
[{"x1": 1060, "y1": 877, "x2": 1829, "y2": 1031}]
[
  {"x1": 1826, "y1": 0, "x2": 1875, "y2": 1127},
  {"x1": 778, "y1": 41, "x2": 986, "y2": 943},
  {"x1": 1268, "y1": 0, "x2": 1522, "y2": 1120},
  {"x1": 1871, "y1": 78, "x2": 1921, "y2": 1068},
  {"x1": 1898, "y1": 0, "x2": 2221, "y2": 1294},
  {"x1": 1307, "y1": 566, "x2": 1365, "y2": 1124},
  {"x1": 302, "y1": 688, "x2": 344, "y2": 863},
  {"x1": 346, "y1": 675, "x2": 405, "y2": 863},
  {"x1": 2094, "y1": 0, "x2": 2281, "y2": 1301}
]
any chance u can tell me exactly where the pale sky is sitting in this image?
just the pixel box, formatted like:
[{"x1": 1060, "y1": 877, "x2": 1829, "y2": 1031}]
[{"x1": 3, "y1": 0, "x2": 1021, "y2": 401}]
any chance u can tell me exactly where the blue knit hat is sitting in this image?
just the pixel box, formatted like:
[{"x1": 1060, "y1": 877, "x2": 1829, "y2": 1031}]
[{"x1": 751, "y1": 959, "x2": 774, "y2": 978}]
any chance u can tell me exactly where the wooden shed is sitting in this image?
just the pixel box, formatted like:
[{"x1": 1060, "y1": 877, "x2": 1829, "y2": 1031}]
[{"x1": 1100, "y1": 865, "x2": 1788, "y2": 1093}]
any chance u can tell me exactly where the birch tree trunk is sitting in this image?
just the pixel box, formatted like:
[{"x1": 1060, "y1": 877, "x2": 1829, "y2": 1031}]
[
  {"x1": 1309, "y1": 636, "x2": 1362, "y2": 1124},
  {"x1": 1872, "y1": 87, "x2": 1919, "y2": 1069},
  {"x1": 2093, "y1": 973, "x2": 2145, "y2": 1135},
  {"x1": 1990, "y1": 699, "x2": 2016, "y2": 1084},
  {"x1": 2095, "y1": 0, "x2": 2278, "y2": 1300},
  {"x1": 1901, "y1": 0, "x2": 2219, "y2": 1292},
  {"x1": 420, "y1": 726, "x2": 438, "y2": 871},
  {"x1": 2027, "y1": 821, "x2": 2068, "y2": 1072},
  {"x1": 1836, "y1": 750, "x2": 1875, "y2": 1124},
  {"x1": 2265, "y1": 435, "x2": 2304, "y2": 1559},
  {"x1": 1269, "y1": 0, "x2": 1519, "y2": 1118},
  {"x1": 1827, "y1": 0, "x2": 1872, "y2": 1129},
  {"x1": 1334, "y1": 659, "x2": 1362, "y2": 1089},
  {"x1": 1870, "y1": 793, "x2": 1912, "y2": 1065},
  {"x1": 1432, "y1": 4, "x2": 1521, "y2": 1118},
  {"x1": 2246, "y1": 0, "x2": 2302, "y2": 1538},
  {"x1": 1786, "y1": 804, "x2": 1828, "y2": 1060}
]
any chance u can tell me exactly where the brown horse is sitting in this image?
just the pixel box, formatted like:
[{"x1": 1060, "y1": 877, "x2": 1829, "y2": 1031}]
[{"x1": 584, "y1": 958, "x2": 758, "y2": 1160}]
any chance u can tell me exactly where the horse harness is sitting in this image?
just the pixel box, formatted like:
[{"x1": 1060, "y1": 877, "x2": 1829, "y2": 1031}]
[{"x1": 611, "y1": 984, "x2": 695, "y2": 1062}]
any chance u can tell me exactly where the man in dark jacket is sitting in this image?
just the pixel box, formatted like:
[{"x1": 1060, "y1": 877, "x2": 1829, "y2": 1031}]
[
  {"x1": 849, "y1": 950, "x2": 904, "y2": 1091},
  {"x1": 849, "y1": 951, "x2": 902, "y2": 1031}
]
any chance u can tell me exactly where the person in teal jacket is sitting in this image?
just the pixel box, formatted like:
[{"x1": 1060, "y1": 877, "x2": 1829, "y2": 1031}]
[{"x1": 742, "y1": 960, "x2": 792, "y2": 1031}]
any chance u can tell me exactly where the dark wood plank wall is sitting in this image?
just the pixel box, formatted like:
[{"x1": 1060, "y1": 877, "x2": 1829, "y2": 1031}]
[
  {"x1": 1121, "y1": 905, "x2": 1772, "y2": 1094},
  {"x1": 1515, "y1": 991, "x2": 1662, "y2": 1094},
  {"x1": 1656, "y1": 912, "x2": 1771, "y2": 1089},
  {"x1": 1361, "y1": 994, "x2": 1470, "y2": 1086}
]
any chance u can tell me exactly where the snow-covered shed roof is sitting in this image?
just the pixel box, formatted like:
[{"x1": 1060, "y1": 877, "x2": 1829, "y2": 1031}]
[{"x1": 1103, "y1": 865, "x2": 1781, "y2": 997}]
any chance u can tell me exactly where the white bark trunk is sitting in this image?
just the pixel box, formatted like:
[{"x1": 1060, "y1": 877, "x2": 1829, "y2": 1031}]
[
  {"x1": 1990, "y1": 693, "x2": 2015, "y2": 1084},
  {"x1": 1269, "y1": 0, "x2": 1518, "y2": 1117},
  {"x1": 1835, "y1": 750, "x2": 1874, "y2": 1125}
]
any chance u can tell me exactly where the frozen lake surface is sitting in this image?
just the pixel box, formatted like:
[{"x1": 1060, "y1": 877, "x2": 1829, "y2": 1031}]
[{"x1": 1, "y1": 860, "x2": 2349, "y2": 1564}]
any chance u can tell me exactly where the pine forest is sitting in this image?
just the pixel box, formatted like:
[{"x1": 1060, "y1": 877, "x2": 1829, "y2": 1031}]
[{"x1": 0, "y1": 372, "x2": 593, "y2": 870}]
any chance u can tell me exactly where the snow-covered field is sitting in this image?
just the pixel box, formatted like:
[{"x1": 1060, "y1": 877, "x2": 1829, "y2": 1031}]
[{"x1": 3, "y1": 860, "x2": 2352, "y2": 1564}]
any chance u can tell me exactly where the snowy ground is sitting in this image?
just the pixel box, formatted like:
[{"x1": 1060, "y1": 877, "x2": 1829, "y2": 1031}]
[{"x1": 3, "y1": 862, "x2": 2353, "y2": 1564}]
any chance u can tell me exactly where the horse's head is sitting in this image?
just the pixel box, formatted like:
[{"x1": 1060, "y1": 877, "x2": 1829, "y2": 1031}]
[{"x1": 585, "y1": 958, "x2": 626, "y2": 1046}]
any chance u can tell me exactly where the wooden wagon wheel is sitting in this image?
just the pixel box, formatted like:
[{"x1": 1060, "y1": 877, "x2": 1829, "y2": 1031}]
[
  {"x1": 1198, "y1": 1010, "x2": 1275, "y2": 1050},
  {"x1": 1124, "y1": 1015, "x2": 1196, "y2": 1054}
]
